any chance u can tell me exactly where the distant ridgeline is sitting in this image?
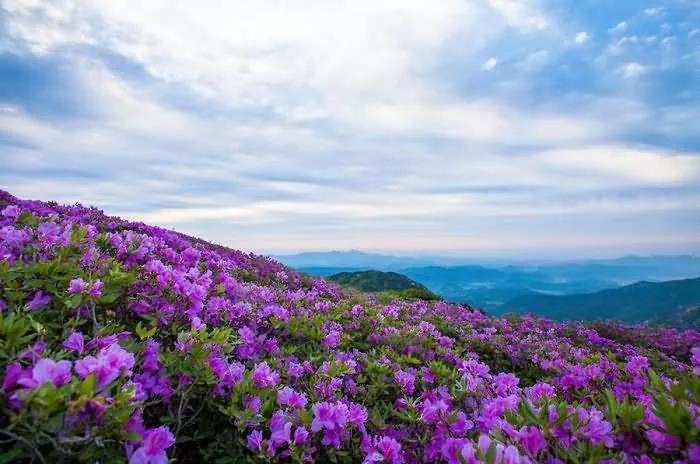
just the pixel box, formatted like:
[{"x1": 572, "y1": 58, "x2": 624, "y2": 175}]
[
  {"x1": 327, "y1": 270, "x2": 440, "y2": 301},
  {"x1": 502, "y1": 277, "x2": 700, "y2": 329}
]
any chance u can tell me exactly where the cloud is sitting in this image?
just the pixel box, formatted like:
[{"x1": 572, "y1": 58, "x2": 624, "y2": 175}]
[
  {"x1": 482, "y1": 57, "x2": 499, "y2": 71},
  {"x1": 621, "y1": 62, "x2": 646, "y2": 79},
  {"x1": 609, "y1": 22, "x2": 627, "y2": 34},
  {"x1": 574, "y1": 31, "x2": 590, "y2": 44},
  {"x1": 1, "y1": 0, "x2": 699, "y2": 256},
  {"x1": 644, "y1": 7, "x2": 664, "y2": 16}
]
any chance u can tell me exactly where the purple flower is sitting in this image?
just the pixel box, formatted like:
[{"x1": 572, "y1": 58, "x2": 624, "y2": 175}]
[
  {"x1": 503, "y1": 445, "x2": 521, "y2": 464},
  {"x1": 27, "y1": 291, "x2": 51, "y2": 311},
  {"x1": 348, "y1": 402, "x2": 369, "y2": 430},
  {"x1": 2, "y1": 362, "x2": 30, "y2": 390},
  {"x1": 450, "y1": 411, "x2": 473, "y2": 435},
  {"x1": 394, "y1": 370, "x2": 415, "y2": 395},
  {"x1": 576, "y1": 407, "x2": 613, "y2": 446},
  {"x1": 208, "y1": 354, "x2": 245, "y2": 393},
  {"x1": 418, "y1": 398, "x2": 449, "y2": 423},
  {"x1": 277, "y1": 386, "x2": 307, "y2": 409},
  {"x1": 1, "y1": 205, "x2": 20, "y2": 219},
  {"x1": 374, "y1": 436, "x2": 403, "y2": 464},
  {"x1": 68, "y1": 278, "x2": 88, "y2": 294},
  {"x1": 692, "y1": 347, "x2": 700, "y2": 375},
  {"x1": 286, "y1": 360, "x2": 304, "y2": 379},
  {"x1": 88, "y1": 279, "x2": 103, "y2": 298},
  {"x1": 311, "y1": 401, "x2": 349, "y2": 432},
  {"x1": 75, "y1": 342, "x2": 135, "y2": 389},
  {"x1": 129, "y1": 426, "x2": 175, "y2": 464},
  {"x1": 63, "y1": 331, "x2": 85, "y2": 354},
  {"x1": 441, "y1": 438, "x2": 476, "y2": 464},
  {"x1": 322, "y1": 330, "x2": 342, "y2": 349},
  {"x1": 293, "y1": 426, "x2": 309, "y2": 445},
  {"x1": 525, "y1": 383, "x2": 555, "y2": 403},
  {"x1": 519, "y1": 425, "x2": 546, "y2": 456},
  {"x1": 252, "y1": 362, "x2": 280, "y2": 389},
  {"x1": 246, "y1": 430, "x2": 264, "y2": 450},
  {"x1": 270, "y1": 420, "x2": 292, "y2": 447},
  {"x1": 31, "y1": 358, "x2": 72, "y2": 387}
]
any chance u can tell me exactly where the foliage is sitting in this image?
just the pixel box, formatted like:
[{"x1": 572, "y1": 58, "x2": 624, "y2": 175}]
[
  {"x1": 328, "y1": 271, "x2": 436, "y2": 295},
  {"x1": 0, "y1": 190, "x2": 699, "y2": 463}
]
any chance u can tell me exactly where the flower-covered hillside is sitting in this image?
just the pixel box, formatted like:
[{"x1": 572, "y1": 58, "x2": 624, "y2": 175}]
[{"x1": 0, "y1": 189, "x2": 699, "y2": 463}]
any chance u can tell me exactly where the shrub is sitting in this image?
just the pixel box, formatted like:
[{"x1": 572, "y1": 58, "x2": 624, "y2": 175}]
[{"x1": 0, "y1": 190, "x2": 699, "y2": 463}]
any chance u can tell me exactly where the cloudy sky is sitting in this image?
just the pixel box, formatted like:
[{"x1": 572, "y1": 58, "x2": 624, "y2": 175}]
[{"x1": 1, "y1": 0, "x2": 699, "y2": 258}]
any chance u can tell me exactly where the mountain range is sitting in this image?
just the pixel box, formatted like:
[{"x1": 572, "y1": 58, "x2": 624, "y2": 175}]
[
  {"x1": 502, "y1": 277, "x2": 700, "y2": 328},
  {"x1": 277, "y1": 251, "x2": 700, "y2": 326}
]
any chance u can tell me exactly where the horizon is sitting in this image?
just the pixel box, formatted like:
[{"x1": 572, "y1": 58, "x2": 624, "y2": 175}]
[
  {"x1": 269, "y1": 249, "x2": 700, "y2": 267},
  {"x1": 2, "y1": 1, "x2": 700, "y2": 256}
]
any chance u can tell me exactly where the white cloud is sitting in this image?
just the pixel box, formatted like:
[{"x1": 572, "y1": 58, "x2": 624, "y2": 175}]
[
  {"x1": 621, "y1": 62, "x2": 646, "y2": 78},
  {"x1": 644, "y1": 7, "x2": 664, "y2": 16},
  {"x1": 482, "y1": 57, "x2": 499, "y2": 70},
  {"x1": 1, "y1": 0, "x2": 699, "y2": 255},
  {"x1": 609, "y1": 21, "x2": 627, "y2": 34},
  {"x1": 574, "y1": 31, "x2": 590, "y2": 44}
]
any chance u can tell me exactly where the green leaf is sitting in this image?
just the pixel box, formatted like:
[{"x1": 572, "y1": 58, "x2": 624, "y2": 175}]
[{"x1": 81, "y1": 373, "x2": 96, "y2": 396}]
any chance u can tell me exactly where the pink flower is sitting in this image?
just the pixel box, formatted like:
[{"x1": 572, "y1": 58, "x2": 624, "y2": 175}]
[{"x1": 129, "y1": 426, "x2": 175, "y2": 464}]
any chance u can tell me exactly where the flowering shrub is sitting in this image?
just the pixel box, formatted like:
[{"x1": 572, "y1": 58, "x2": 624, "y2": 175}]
[{"x1": 1, "y1": 190, "x2": 699, "y2": 463}]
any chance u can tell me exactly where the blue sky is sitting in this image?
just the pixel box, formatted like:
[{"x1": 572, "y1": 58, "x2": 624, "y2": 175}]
[{"x1": 1, "y1": 0, "x2": 699, "y2": 258}]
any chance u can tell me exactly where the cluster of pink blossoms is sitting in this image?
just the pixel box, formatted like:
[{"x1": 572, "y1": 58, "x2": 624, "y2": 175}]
[{"x1": 1, "y1": 190, "x2": 699, "y2": 463}]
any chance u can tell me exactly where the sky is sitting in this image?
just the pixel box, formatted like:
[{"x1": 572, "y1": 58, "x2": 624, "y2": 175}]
[{"x1": 1, "y1": 0, "x2": 699, "y2": 258}]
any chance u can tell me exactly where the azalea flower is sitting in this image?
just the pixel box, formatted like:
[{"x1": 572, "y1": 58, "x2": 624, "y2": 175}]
[{"x1": 129, "y1": 426, "x2": 175, "y2": 464}]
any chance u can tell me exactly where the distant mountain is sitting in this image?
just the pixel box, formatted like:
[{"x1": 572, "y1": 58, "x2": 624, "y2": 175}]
[
  {"x1": 536, "y1": 255, "x2": 700, "y2": 285},
  {"x1": 401, "y1": 265, "x2": 615, "y2": 310},
  {"x1": 501, "y1": 277, "x2": 700, "y2": 326},
  {"x1": 274, "y1": 250, "x2": 471, "y2": 270},
  {"x1": 327, "y1": 270, "x2": 440, "y2": 300},
  {"x1": 297, "y1": 266, "x2": 369, "y2": 277},
  {"x1": 328, "y1": 270, "x2": 427, "y2": 292},
  {"x1": 280, "y1": 251, "x2": 700, "y2": 312}
]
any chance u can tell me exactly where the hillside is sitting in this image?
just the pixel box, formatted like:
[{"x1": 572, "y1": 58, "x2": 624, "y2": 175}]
[
  {"x1": 327, "y1": 270, "x2": 440, "y2": 301},
  {"x1": 1, "y1": 190, "x2": 699, "y2": 463},
  {"x1": 502, "y1": 277, "x2": 700, "y2": 326},
  {"x1": 328, "y1": 270, "x2": 428, "y2": 292},
  {"x1": 285, "y1": 254, "x2": 700, "y2": 312}
]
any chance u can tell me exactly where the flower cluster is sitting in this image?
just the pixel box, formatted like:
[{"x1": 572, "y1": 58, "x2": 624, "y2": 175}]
[{"x1": 1, "y1": 190, "x2": 699, "y2": 463}]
